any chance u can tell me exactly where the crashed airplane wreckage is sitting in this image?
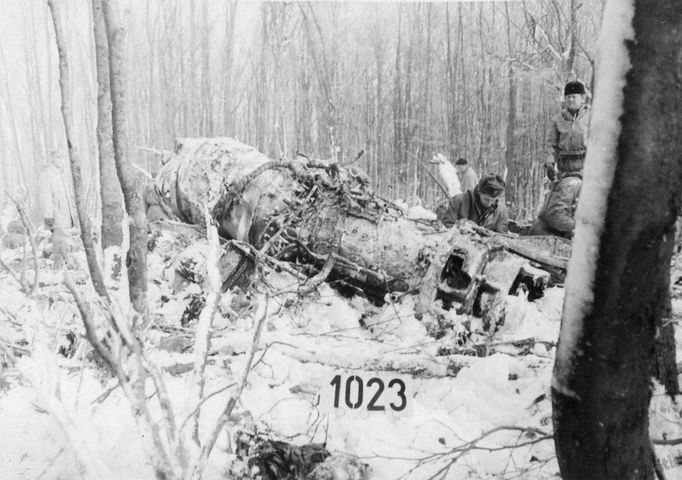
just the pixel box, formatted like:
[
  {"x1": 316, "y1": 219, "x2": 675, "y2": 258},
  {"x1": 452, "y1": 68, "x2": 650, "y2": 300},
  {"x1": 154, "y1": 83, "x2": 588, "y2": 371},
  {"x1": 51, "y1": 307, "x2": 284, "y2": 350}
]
[{"x1": 145, "y1": 138, "x2": 571, "y2": 323}]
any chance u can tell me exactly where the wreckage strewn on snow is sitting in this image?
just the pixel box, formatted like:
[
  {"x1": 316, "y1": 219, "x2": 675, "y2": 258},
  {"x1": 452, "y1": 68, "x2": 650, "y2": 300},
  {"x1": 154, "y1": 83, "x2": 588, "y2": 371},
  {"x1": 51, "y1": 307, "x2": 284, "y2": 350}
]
[{"x1": 145, "y1": 138, "x2": 571, "y2": 323}]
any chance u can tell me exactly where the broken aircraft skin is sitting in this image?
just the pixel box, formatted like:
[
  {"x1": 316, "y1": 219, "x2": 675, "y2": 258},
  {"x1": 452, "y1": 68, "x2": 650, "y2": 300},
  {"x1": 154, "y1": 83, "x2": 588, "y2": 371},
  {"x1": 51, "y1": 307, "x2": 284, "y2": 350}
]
[{"x1": 145, "y1": 137, "x2": 570, "y2": 324}]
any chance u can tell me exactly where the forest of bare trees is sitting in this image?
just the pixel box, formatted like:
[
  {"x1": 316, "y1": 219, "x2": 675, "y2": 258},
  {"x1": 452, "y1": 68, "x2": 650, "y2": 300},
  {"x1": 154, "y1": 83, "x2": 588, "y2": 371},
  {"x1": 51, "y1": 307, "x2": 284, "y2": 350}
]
[
  {"x1": 3, "y1": 1, "x2": 682, "y2": 478},
  {"x1": 1, "y1": 0, "x2": 604, "y2": 224}
]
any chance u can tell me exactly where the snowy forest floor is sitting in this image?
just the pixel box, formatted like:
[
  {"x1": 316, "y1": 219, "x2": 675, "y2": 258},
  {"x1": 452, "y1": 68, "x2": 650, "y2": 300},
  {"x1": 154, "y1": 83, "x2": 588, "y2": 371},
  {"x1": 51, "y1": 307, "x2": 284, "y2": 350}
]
[{"x1": 1, "y1": 216, "x2": 682, "y2": 480}]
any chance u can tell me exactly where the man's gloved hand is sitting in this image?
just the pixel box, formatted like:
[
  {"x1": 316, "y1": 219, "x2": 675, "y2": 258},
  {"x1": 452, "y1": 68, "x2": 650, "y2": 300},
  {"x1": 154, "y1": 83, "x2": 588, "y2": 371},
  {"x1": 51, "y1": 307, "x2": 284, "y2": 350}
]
[{"x1": 545, "y1": 163, "x2": 557, "y2": 181}]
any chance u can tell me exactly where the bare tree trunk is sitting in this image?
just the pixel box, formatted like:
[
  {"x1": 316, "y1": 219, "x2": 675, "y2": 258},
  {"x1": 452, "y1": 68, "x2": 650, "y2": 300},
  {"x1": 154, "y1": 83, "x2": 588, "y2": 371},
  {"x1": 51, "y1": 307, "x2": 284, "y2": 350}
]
[
  {"x1": 0, "y1": 39, "x2": 33, "y2": 207},
  {"x1": 445, "y1": 5, "x2": 457, "y2": 163},
  {"x1": 24, "y1": 6, "x2": 47, "y2": 220},
  {"x1": 178, "y1": 3, "x2": 188, "y2": 135},
  {"x1": 371, "y1": 19, "x2": 385, "y2": 193},
  {"x1": 567, "y1": 0, "x2": 577, "y2": 76},
  {"x1": 417, "y1": 5, "x2": 433, "y2": 203},
  {"x1": 504, "y1": 3, "x2": 518, "y2": 212},
  {"x1": 392, "y1": 7, "x2": 407, "y2": 195},
  {"x1": 458, "y1": 5, "x2": 468, "y2": 158},
  {"x1": 201, "y1": 0, "x2": 212, "y2": 135},
  {"x1": 92, "y1": 0, "x2": 124, "y2": 251},
  {"x1": 257, "y1": 4, "x2": 269, "y2": 153},
  {"x1": 102, "y1": 0, "x2": 148, "y2": 321},
  {"x1": 222, "y1": 2, "x2": 238, "y2": 135},
  {"x1": 48, "y1": 0, "x2": 110, "y2": 301},
  {"x1": 552, "y1": 1, "x2": 681, "y2": 478}
]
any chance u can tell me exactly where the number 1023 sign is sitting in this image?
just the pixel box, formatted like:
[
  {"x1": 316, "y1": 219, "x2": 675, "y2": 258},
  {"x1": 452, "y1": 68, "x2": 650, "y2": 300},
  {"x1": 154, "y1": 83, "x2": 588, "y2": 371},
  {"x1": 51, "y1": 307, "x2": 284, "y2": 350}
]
[{"x1": 319, "y1": 372, "x2": 413, "y2": 416}]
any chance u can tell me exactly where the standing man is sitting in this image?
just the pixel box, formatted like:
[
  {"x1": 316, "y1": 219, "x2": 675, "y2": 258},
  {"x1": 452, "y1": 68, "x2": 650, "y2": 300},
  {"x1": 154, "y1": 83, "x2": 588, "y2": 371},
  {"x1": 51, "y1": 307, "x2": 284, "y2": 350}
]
[
  {"x1": 544, "y1": 80, "x2": 591, "y2": 181},
  {"x1": 437, "y1": 174, "x2": 509, "y2": 233},
  {"x1": 454, "y1": 158, "x2": 479, "y2": 193},
  {"x1": 531, "y1": 80, "x2": 590, "y2": 238}
]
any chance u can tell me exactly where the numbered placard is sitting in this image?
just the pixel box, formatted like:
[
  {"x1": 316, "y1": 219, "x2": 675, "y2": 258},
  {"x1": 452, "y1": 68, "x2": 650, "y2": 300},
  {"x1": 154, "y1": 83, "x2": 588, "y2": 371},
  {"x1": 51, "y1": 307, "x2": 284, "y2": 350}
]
[{"x1": 319, "y1": 372, "x2": 413, "y2": 416}]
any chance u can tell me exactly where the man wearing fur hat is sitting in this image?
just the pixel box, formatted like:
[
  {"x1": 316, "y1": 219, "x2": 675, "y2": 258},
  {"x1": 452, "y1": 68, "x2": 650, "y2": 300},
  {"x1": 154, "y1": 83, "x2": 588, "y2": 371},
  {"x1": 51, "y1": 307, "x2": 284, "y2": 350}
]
[
  {"x1": 544, "y1": 80, "x2": 591, "y2": 180},
  {"x1": 437, "y1": 174, "x2": 509, "y2": 233},
  {"x1": 530, "y1": 81, "x2": 590, "y2": 239}
]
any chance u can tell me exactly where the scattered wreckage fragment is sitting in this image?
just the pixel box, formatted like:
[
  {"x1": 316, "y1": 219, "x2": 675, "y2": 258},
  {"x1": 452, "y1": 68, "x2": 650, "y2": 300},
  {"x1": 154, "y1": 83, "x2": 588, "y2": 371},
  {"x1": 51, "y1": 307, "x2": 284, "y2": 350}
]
[
  {"x1": 229, "y1": 422, "x2": 371, "y2": 480},
  {"x1": 146, "y1": 137, "x2": 570, "y2": 323},
  {"x1": 415, "y1": 223, "x2": 569, "y2": 327}
]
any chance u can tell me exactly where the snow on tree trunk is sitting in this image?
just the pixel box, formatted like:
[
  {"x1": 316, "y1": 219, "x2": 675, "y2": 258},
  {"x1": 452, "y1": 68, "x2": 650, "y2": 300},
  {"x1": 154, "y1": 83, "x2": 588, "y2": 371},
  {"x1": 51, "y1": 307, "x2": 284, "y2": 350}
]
[
  {"x1": 47, "y1": 0, "x2": 110, "y2": 302},
  {"x1": 92, "y1": 0, "x2": 124, "y2": 250},
  {"x1": 552, "y1": 1, "x2": 681, "y2": 478},
  {"x1": 102, "y1": 0, "x2": 148, "y2": 321}
]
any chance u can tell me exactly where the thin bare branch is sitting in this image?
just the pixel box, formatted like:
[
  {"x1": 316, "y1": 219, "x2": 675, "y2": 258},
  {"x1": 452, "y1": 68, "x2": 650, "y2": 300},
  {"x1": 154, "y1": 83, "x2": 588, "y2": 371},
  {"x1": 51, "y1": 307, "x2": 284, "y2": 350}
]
[
  {"x1": 179, "y1": 382, "x2": 237, "y2": 436},
  {"x1": 185, "y1": 212, "x2": 223, "y2": 450},
  {"x1": 6, "y1": 195, "x2": 39, "y2": 295},
  {"x1": 0, "y1": 257, "x2": 25, "y2": 290},
  {"x1": 189, "y1": 294, "x2": 269, "y2": 479},
  {"x1": 63, "y1": 270, "x2": 117, "y2": 370}
]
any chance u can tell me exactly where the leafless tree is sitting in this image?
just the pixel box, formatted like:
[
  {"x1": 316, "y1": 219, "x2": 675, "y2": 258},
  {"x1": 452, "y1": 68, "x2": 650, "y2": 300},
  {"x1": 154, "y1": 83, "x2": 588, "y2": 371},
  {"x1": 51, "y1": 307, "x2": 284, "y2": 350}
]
[
  {"x1": 92, "y1": 0, "x2": 124, "y2": 251},
  {"x1": 3, "y1": 1, "x2": 609, "y2": 225},
  {"x1": 102, "y1": 0, "x2": 148, "y2": 320},
  {"x1": 47, "y1": 0, "x2": 109, "y2": 301},
  {"x1": 552, "y1": 0, "x2": 681, "y2": 477}
]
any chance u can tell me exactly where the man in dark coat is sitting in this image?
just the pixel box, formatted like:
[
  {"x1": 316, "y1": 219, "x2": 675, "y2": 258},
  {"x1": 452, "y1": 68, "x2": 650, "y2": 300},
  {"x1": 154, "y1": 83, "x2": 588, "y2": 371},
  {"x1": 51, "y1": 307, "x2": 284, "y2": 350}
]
[{"x1": 437, "y1": 174, "x2": 509, "y2": 233}]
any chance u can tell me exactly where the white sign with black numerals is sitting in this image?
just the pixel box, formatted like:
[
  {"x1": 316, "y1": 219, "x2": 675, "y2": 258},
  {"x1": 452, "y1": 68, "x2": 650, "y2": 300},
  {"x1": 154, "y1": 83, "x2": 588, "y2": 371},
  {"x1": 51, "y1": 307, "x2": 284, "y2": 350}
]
[{"x1": 319, "y1": 371, "x2": 413, "y2": 416}]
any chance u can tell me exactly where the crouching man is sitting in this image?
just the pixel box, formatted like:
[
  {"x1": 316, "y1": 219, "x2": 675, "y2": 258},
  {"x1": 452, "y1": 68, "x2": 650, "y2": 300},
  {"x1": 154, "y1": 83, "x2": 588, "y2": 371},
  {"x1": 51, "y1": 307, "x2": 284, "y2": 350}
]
[
  {"x1": 437, "y1": 174, "x2": 509, "y2": 233},
  {"x1": 529, "y1": 172, "x2": 582, "y2": 239}
]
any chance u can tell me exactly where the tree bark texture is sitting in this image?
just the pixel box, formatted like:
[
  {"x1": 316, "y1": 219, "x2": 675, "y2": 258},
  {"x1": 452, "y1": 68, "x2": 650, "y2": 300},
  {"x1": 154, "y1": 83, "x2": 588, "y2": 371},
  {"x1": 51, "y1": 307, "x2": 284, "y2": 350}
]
[
  {"x1": 552, "y1": 1, "x2": 681, "y2": 479},
  {"x1": 48, "y1": 0, "x2": 110, "y2": 301},
  {"x1": 92, "y1": 0, "x2": 124, "y2": 249},
  {"x1": 102, "y1": 0, "x2": 148, "y2": 319}
]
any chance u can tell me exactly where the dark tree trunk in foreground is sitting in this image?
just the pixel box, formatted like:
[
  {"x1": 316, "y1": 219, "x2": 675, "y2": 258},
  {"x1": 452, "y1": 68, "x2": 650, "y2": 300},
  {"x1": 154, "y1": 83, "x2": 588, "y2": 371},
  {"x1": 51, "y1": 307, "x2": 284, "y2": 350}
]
[
  {"x1": 552, "y1": 1, "x2": 681, "y2": 479},
  {"x1": 92, "y1": 0, "x2": 124, "y2": 250},
  {"x1": 102, "y1": 0, "x2": 148, "y2": 321}
]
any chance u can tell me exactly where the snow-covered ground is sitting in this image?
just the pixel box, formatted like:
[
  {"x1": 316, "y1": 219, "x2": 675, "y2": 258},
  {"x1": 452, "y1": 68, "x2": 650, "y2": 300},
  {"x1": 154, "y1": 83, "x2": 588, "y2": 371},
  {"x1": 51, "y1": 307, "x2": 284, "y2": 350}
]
[{"x1": 1, "y1": 221, "x2": 681, "y2": 480}]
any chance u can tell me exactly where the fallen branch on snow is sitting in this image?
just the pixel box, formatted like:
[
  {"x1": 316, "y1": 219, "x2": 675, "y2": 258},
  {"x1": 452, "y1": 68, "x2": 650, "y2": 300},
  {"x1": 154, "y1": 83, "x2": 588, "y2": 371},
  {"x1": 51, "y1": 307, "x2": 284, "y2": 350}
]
[
  {"x1": 404, "y1": 425, "x2": 553, "y2": 480},
  {"x1": 278, "y1": 345, "x2": 473, "y2": 378}
]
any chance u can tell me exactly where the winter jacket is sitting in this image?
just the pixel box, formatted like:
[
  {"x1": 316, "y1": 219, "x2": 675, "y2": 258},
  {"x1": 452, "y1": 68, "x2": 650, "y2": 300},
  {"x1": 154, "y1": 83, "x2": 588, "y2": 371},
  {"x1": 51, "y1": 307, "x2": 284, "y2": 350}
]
[
  {"x1": 529, "y1": 173, "x2": 582, "y2": 238},
  {"x1": 438, "y1": 187, "x2": 509, "y2": 233},
  {"x1": 457, "y1": 166, "x2": 479, "y2": 193},
  {"x1": 545, "y1": 104, "x2": 591, "y2": 173}
]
